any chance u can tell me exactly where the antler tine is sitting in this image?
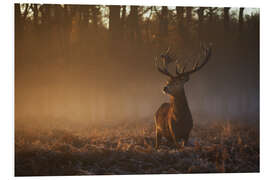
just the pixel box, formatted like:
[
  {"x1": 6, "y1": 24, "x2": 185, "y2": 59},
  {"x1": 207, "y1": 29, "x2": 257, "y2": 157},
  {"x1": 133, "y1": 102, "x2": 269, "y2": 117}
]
[
  {"x1": 192, "y1": 53, "x2": 202, "y2": 70},
  {"x1": 186, "y1": 54, "x2": 196, "y2": 70},
  {"x1": 204, "y1": 46, "x2": 209, "y2": 56},
  {"x1": 175, "y1": 43, "x2": 212, "y2": 76},
  {"x1": 157, "y1": 43, "x2": 212, "y2": 78},
  {"x1": 183, "y1": 44, "x2": 212, "y2": 75},
  {"x1": 181, "y1": 63, "x2": 187, "y2": 73},
  {"x1": 155, "y1": 56, "x2": 174, "y2": 78},
  {"x1": 176, "y1": 58, "x2": 187, "y2": 75},
  {"x1": 175, "y1": 57, "x2": 182, "y2": 75},
  {"x1": 176, "y1": 62, "x2": 181, "y2": 75},
  {"x1": 160, "y1": 47, "x2": 169, "y2": 57},
  {"x1": 154, "y1": 56, "x2": 159, "y2": 67},
  {"x1": 192, "y1": 59, "x2": 200, "y2": 70},
  {"x1": 165, "y1": 47, "x2": 171, "y2": 55},
  {"x1": 172, "y1": 53, "x2": 178, "y2": 60}
]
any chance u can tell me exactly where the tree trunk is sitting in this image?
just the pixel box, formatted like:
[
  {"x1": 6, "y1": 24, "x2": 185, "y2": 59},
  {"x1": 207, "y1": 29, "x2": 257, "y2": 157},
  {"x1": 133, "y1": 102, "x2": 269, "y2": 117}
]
[
  {"x1": 62, "y1": 5, "x2": 72, "y2": 59},
  {"x1": 208, "y1": 7, "x2": 214, "y2": 23},
  {"x1": 160, "y1": 6, "x2": 169, "y2": 38},
  {"x1": 128, "y1": 6, "x2": 140, "y2": 42},
  {"x1": 22, "y1": 4, "x2": 29, "y2": 21},
  {"x1": 121, "y1": 5, "x2": 126, "y2": 26},
  {"x1": 109, "y1": 5, "x2": 121, "y2": 42},
  {"x1": 185, "y1": 7, "x2": 193, "y2": 46},
  {"x1": 39, "y1": 4, "x2": 52, "y2": 57},
  {"x1": 186, "y1": 7, "x2": 192, "y2": 23},
  {"x1": 90, "y1": 6, "x2": 100, "y2": 30},
  {"x1": 176, "y1": 7, "x2": 184, "y2": 35},
  {"x1": 224, "y1": 7, "x2": 230, "y2": 31},
  {"x1": 120, "y1": 6, "x2": 126, "y2": 40},
  {"x1": 40, "y1": 4, "x2": 50, "y2": 27},
  {"x1": 15, "y1": 4, "x2": 22, "y2": 38},
  {"x1": 239, "y1": 8, "x2": 245, "y2": 33},
  {"x1": 206, "y1": 7, "x2": 217, "y2": 42},
  {"x1": 80, "y1": 5, "x2": 89, "y2": 28},
  {"x1": 197, "y1": 7, "x2": 205, "y2": 40},
  {"x1": 198, "y1": 8, "x2": 205, "y2": 25},
  {"x1": 32, "y1": 4, "x2": 38, "y2": 27}
]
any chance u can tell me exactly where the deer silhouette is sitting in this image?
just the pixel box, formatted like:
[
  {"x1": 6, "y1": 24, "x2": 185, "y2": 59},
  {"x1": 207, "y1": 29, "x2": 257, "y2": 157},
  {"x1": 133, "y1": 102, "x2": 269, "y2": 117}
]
[{"x1": 154, "y1": 44, "x2": 212, "y2": 149}]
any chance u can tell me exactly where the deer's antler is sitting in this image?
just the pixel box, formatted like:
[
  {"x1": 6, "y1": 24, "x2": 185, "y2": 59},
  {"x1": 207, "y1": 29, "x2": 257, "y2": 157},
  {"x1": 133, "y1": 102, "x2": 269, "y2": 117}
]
[
  {"x1": 155, "y1": 47, "x2": 175, "y2": 78},
  {"x1": 176, "y1": 43, "x2": 212, "y2": 76},
  {"x1": 155, "y1": 43, "x2": 212, "y2": 78}
]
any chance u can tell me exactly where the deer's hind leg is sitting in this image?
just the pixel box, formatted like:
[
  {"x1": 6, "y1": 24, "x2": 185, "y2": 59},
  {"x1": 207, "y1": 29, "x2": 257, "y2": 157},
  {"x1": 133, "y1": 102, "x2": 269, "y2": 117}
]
[{"x1": 182, "y1": 134, "x2": 190, "y2": 146}]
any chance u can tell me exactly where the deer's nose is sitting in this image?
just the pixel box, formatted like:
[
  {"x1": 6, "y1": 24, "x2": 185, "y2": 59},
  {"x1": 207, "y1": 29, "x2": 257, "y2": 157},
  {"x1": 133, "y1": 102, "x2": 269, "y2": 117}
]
[{"x1": 163, "y1": 86, "x2": 168, "y2": 93}]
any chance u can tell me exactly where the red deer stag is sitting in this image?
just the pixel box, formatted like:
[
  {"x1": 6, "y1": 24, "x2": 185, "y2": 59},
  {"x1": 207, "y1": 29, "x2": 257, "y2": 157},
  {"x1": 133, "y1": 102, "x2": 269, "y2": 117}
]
[{"x1": 154, "y1": 44, "x2": 212, "y2": 149}]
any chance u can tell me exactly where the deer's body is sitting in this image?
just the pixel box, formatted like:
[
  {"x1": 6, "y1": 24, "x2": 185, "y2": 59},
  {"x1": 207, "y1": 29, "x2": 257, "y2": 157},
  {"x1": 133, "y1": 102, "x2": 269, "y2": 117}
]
[
  {"x1": 154, "y1": 44, "x2": 212, "y2": 149},
  {"x1": 155, "y1": 89, "x2": 193, "y2": 148}
]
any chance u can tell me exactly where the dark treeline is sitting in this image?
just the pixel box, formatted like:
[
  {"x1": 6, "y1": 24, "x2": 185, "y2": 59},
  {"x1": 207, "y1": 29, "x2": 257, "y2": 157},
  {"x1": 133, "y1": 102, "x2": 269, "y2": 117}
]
[{"x1": 15, "y1": 4, "x2": 259, "y2": 128}]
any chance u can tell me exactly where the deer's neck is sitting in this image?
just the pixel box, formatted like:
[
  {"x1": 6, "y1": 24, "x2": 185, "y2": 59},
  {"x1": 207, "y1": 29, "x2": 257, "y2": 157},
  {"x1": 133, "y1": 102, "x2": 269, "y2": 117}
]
[{"x1": 170, "y1": 88, "x2": 190, "y2": 117}]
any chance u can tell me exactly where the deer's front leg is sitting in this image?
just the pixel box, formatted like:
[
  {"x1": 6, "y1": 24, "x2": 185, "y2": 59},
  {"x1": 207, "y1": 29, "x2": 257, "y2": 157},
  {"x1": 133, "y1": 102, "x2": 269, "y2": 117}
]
[
  {"x1": 168, "y1": 120, "x2": 180, "y2": 149},
  {"x1": 183, "y1": 136, "x2": 189, "y2": 146},
  {"x1": 155, "y1": 129, "x2": 161, "y2": 149}
]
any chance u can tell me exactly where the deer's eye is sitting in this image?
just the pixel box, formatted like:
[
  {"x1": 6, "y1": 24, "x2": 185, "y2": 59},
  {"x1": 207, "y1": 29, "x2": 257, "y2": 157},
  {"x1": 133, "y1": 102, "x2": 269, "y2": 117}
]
[{"x1": 180, "y1": 76, "x2": 187, "y2": 80}]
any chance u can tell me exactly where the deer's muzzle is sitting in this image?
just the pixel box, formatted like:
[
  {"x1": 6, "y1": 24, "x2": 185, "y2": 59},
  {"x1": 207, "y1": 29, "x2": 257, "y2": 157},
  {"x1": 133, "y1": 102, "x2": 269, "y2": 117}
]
[{"x1": 163, "y1": 86, "x2": 169, "y2": 94}]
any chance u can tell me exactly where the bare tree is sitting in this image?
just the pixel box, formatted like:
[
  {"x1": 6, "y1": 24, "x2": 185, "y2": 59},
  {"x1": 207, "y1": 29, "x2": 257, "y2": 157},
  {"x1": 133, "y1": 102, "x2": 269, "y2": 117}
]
[
  {"x1": 109, "y1": 5, "x2": 121, "y2": 41},
  {"x1": 176, "y1": 7, "x2": 184, "y2": 35},
  {"x1": 196, "y1": 7, "x2": 206, "y2": 40},
  {"x1": 186, "y1": 7, "x2": 193, "y2": 23},
  {"x1": 30, "y1": 4, "x2": 39, "y2": 27},
  {"x1": 79, "y1": 5, "x2": 90, "y2": 28},
  {"x1": 224, "y1": 7, "x2": 231, "y2": 31},
  {"x1": 89, "y1": 5, "x2": 100, "y2": 30},
  {"x1": 160, "y1": 6, "x2": 169, "y2": 39},
  {"x1": 239, "y1": 8, "x2": 245, "y2": 33},
  {"x1": 15, "y1": 4, "x2": 22, "y2": 37},
  {"x1": 120, "y1": 6, "x2": 127, "y2": 40},
  {"x1": 127, "y1": 6, "x2": 141, "y2": 42},
  {"x1": 39, "y1": 4, "x2": 51, "y2": 27}
]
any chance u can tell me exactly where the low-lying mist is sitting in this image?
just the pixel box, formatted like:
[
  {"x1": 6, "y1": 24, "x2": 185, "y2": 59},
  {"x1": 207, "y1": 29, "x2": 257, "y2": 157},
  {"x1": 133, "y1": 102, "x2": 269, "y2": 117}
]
[{"x1": 15, "y1": 43, "x2": 259, "y2": 131}]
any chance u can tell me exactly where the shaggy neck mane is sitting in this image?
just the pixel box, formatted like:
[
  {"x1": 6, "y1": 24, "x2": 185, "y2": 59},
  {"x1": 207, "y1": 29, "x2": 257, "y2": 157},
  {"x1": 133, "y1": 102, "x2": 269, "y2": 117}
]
[{"x1": 170, "y1": 88, "x2": 189, "y2": 117}]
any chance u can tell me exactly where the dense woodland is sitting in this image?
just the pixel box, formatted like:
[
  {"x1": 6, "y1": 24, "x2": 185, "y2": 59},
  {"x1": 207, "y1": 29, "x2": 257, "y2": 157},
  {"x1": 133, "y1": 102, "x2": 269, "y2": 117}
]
[
  {"x1": 15, "y1": 4, "x2": 259, "y2": 127},
  {"x1": 15, "y1": 5, "x2": 259, "y2": 56},
  {"x1": 15, "y1": 4, "x2": 260, "y2": 176}
]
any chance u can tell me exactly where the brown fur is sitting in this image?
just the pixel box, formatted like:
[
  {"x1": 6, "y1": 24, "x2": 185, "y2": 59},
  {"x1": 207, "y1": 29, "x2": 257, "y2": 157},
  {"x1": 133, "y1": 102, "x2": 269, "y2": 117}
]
[
  {"x1": 154, "y1": 45, "x2": 211, "y2": 149},
  {"x1": 155, "y1": 82, "x2": 193, "y2": 149}
]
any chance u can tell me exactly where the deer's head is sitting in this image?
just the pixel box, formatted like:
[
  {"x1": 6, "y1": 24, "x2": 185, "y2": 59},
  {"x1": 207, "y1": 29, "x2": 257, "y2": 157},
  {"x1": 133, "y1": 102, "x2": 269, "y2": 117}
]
[{"x1": 155, "y1": 44, "x2": 212, "y2": 97}]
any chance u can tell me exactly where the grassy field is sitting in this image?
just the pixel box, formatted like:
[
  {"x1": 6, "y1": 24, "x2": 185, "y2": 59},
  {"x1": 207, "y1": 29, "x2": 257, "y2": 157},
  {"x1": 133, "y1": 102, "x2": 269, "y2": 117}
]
[{"x1": 15, "y1": 120, "x2": 259, "y2": 176}]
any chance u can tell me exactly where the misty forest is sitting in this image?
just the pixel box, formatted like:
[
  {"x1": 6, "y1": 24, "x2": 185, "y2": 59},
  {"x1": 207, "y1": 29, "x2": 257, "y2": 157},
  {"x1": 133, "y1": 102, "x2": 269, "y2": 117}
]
[{"x1": 15, "y1": 4, "x2": 259, "y2": 176}]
